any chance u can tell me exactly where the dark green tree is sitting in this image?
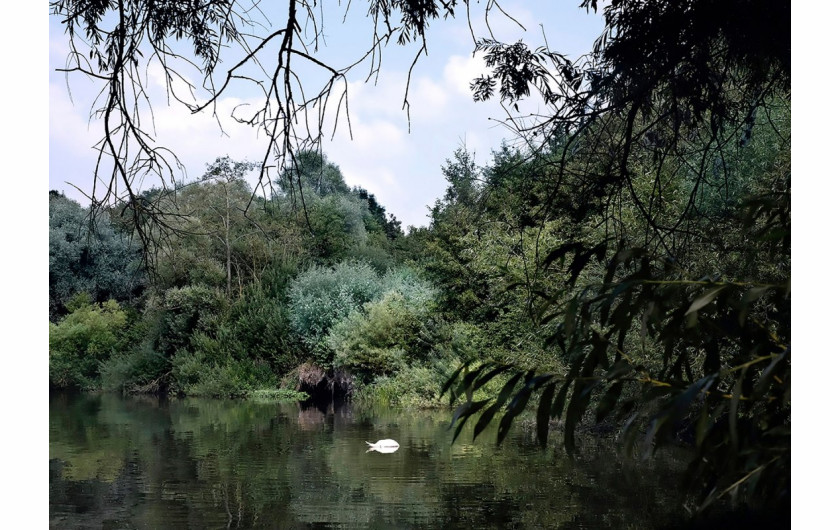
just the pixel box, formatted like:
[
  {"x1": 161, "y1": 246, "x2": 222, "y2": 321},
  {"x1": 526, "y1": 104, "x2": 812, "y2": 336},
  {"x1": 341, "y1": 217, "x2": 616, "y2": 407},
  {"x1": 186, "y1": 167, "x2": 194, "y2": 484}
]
[
  {"x1": 445, "y1": 0, "x2": 790, "y2": 516},
  {"x1": 278, "y1": 150, "x2": 350, "y2": 199},
  {"x1": 49, "y1": 191, "x2": 145, "y2": 320}
]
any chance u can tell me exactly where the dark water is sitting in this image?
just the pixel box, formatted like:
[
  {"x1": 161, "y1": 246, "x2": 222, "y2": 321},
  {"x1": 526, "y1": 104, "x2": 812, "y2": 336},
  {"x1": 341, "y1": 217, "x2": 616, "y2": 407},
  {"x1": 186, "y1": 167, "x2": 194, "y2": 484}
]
[{"x1": 50, "y1": 392, "x2": 693, "y2": 529}]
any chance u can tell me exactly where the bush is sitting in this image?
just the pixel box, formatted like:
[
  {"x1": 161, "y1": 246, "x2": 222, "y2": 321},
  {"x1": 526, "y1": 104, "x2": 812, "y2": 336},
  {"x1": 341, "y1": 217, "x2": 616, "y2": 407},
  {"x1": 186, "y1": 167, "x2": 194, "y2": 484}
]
[
  {"x1": 170, "y1": 348, "x2": 278, "y2": 398},
  {"x1": 328, "y1": 292, "x2": 424, "y2": 379},
  {"x1": 99, "y1": 345, "x2": 168, "y2": 394},
  {"x1": 355, "y1": 365, "x2": 445, "y2": 408},
  {"x1": 327, "y1": 268, "x2": 439, "y2": 380},
  {"x1": 380, "y1": 267, "x2": 436, "y2": 308},
  {"x1": 49, "y1": 298, "x2": 128, "y2": 390},
  {"x1": 286, "y1": 261, "x2": 383, "y2": 363},
  {"x1": 149, "y1": 285, "x2": 227, "y2": 357},
  {"x1": 247, "y1": 388, "x2": 309, "y2": 402},
  {"x1": 220, "y1": 287, "x2": 299, "y2": 372}
]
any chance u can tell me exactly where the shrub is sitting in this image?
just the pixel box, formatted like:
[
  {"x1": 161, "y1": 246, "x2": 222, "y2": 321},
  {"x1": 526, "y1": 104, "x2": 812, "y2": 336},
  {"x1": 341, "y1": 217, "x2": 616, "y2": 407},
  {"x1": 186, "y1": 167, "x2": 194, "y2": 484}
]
[
  {"x1": 356, "y1": 366, "x2": 444, "y2": 408},
  {"x1": 286, "y1": 261, "x2": 383, "y2": 363},
  {"x1": 380, "y1": 267, "x2": 436, "y2": 308},
  {"x1": 170, "y1": 349, "x2": 278, "y2": 398},
  {"x1": 149, "y1": 285, "x2": 227, "y2": 357},
  {"x1": 328, "y1": 270, "x2": 438, "y2": 379},
  {"x1": 221, "y1": 287, "x2": 299, "y2": 372},
  {"x1": 49, "y1": 298, "x2": 128, "y2": 390},
  {"x1": 329, "y1": 292, "x2": 419, "y2": 379},
  {"x1": 99, "y1": 345, "x2": 168, "y2": 394},
  {"x1": 247, "y1": 388, "x2": 309, "y2": 402}
]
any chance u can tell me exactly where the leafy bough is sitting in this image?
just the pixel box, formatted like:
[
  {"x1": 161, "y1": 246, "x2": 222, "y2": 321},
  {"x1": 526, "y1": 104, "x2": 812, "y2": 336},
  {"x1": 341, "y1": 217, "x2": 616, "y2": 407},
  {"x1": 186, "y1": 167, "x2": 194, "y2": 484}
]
[{"x1": 443, "y1": 244, "x2": 790, "y2": 512}]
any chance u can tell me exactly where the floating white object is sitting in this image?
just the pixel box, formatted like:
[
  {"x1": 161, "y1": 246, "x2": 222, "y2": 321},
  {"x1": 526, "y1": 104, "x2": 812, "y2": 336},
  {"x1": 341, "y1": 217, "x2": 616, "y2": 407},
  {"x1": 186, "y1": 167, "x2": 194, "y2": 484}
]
[{"x1": 366, "y1": 439, "x2": 400, "y2": 453}]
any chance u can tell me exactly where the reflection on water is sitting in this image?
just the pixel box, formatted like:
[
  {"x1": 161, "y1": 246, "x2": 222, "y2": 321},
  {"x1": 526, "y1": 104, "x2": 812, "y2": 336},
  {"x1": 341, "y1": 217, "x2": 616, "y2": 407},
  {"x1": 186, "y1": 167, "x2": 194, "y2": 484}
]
[{"x1": 50, "y1": 392, "x2": 692, "y2": 529}]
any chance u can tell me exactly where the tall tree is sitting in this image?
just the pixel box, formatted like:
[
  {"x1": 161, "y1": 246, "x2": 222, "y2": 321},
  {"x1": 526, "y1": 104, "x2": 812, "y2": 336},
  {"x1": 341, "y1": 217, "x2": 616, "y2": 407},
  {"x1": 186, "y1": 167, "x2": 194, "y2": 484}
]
[
  {"x1": 198, "y1": 157, "x2": 259, "y2": 296},
  {"x1": 49, "y1": 191, "x2": 145, "y2": 320}
]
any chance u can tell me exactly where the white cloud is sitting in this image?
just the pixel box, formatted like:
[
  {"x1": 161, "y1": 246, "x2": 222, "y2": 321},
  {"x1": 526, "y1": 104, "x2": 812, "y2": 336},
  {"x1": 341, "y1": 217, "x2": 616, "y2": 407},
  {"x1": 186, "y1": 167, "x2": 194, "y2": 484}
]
[
  {"x1": 48, "y1": 2, "x2": 606, "y2": 226},
  {"x1": 49, "y1": 83, "x2": 100, "y2": 153},
  {"x1": 444, "y1": 54, "x2": 491, "y2": 98}
]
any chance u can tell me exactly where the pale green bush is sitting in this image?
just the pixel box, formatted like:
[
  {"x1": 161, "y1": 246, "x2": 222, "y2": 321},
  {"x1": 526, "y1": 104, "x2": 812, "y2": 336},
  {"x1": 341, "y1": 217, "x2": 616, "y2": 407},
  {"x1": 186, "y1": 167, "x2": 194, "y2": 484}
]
[{"x1": 286, "y1": 261, "x2": 382, "y2": 361}]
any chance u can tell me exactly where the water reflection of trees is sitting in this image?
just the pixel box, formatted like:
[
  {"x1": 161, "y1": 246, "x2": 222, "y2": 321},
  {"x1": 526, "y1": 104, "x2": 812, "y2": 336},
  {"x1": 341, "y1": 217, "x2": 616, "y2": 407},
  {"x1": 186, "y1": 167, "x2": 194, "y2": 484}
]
[{"x1": 51, "y1": 394, "x2": 688, "y2": 528}]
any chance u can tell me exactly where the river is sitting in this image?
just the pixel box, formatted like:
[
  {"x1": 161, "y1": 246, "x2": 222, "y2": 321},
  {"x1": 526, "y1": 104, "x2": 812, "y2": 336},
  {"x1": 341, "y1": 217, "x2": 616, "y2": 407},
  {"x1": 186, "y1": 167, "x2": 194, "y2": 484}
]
[{"x1": 50, "y1": 392, "x2": 693, "y2": 529}]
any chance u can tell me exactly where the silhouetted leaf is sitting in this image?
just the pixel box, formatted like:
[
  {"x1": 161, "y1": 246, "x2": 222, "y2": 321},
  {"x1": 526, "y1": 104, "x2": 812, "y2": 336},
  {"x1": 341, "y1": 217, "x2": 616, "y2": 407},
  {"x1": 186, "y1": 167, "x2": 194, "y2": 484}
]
[
  {"x1": 595, "y1": 381, "x2": 623, "y2": 423},
  {"x1": 754, "y1": 350, "x2": 787, "y2": 397},
  {"x1": 472, "y1": 371, "x2": 525, "y2": 441},
  {"x1": 738, "y1": 286, "x2": 770, "y2": 326},
  {"x1": 472, "y1": 403, "x2": 502, "y2": 441},
  {"x1": 451, "y1": 398, "x2": 492, "y2": 441},
  {"x1": 473, "y1": 364, "x2": 513, "y2": 390},
  {"x1": 451, "y1": 363, "x2": 490, "y2": 404},
  {"x1": 440, "y1": 363, "x2": 466, "y2": 397},
  {"x1": 497, "y1": 385, "x2": 534, "y2": 445},
  {"x1": 524, "y1": 373, "x2": 554, "y2": 389},
  {"x1": 536, "y1": 383, "x2": 557, "y2": 447},
  {"x1": 563, "y1": 351, "x2": 600, "y2": 452}
]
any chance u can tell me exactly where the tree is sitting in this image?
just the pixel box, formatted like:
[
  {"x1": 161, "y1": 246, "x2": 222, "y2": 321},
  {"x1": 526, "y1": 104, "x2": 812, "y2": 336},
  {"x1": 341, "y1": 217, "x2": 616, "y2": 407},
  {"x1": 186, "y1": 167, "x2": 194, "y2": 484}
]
[
  {"x1": 49, "y1": 191, "x2": 145, "y2": 320},
  {"x1": 443, "y1": 0, "x2": 790, "y2": 515},
  {"x1": 278, "y1": 151, "x2": 350, "y2": 199},
  {"x1": 49, "y1": 0, "x2": 478, "y2": 249},
  {"x1": 197, "y1": 157, "x2": 260, "y2": 296}
]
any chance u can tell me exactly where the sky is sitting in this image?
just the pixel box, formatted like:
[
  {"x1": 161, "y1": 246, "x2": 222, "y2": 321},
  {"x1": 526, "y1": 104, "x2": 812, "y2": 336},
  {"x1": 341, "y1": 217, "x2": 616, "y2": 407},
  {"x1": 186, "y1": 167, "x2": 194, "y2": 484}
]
[{"x1": 48, "y1": 1, "x2": 607, "y2": 229}]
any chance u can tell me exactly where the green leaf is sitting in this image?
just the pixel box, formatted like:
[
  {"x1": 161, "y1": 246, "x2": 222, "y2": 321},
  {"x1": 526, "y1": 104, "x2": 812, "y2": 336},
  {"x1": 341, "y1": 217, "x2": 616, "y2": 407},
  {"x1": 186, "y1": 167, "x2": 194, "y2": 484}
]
[{"x1": 685, "y1": 285, "x2": 727, "y2": 316}]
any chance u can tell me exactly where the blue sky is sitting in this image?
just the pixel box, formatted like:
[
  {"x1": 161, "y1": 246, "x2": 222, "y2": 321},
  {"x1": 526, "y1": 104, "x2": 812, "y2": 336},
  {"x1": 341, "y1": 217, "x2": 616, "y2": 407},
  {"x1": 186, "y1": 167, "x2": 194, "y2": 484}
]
[{"x1": 48, "y1": 1, "x2": 606, "y2": 228}]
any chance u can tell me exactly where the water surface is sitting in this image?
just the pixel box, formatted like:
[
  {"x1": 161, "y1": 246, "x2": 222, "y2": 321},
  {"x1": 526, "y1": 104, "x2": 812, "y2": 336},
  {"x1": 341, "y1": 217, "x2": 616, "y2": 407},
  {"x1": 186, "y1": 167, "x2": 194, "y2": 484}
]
[{"x1": 50, "y1": 392, "x2": 691, "y2": 529}]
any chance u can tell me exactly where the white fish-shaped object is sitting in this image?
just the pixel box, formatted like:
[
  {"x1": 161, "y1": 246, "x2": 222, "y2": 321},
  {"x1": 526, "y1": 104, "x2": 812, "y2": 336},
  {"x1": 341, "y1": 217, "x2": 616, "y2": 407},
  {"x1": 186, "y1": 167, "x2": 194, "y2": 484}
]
[{"x1": 366, "y1": 439, "x2": 400, "y2": 453}]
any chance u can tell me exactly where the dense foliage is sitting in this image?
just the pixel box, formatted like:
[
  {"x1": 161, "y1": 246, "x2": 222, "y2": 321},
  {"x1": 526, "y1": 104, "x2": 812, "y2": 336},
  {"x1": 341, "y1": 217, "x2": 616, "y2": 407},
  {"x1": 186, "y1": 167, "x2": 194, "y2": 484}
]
[
  {"x1": 50, "y1": 151, "x2": 424, "y2": 398},
  {"x1": 443, "y1": 0, "x2": 790, "y2": 517},
  {"x1": 49, "y1": 192, "x2": 145, "y2": 320},
  {"x1": 51, "y1": 0, "x2": 790, "y2": 521}
]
